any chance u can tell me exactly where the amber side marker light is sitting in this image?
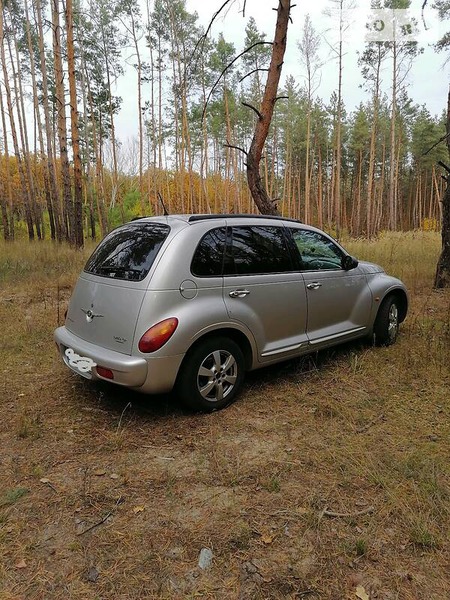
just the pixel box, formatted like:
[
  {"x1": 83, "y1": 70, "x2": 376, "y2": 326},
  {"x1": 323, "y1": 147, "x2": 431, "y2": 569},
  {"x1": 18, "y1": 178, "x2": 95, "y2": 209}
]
[{"x1": 138, "y1": 318, "x2": 179, "y2": 353}]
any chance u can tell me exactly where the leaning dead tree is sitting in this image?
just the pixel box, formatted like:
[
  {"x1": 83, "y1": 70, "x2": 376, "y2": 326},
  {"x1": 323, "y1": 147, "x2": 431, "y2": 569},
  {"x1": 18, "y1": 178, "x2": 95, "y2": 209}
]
[
  {"x1": 434, "y1": 87, "x2": 450, "y2": 288},
  {"x1": 200, "y1": 0, "x2": 293, "y2": 216}
]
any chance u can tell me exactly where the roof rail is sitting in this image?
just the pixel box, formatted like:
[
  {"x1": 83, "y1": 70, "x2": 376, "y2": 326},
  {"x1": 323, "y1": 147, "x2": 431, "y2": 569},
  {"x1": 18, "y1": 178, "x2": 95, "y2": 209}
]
[{"x1": 188, "y1": 214, "x2": 302, "y2": 224}]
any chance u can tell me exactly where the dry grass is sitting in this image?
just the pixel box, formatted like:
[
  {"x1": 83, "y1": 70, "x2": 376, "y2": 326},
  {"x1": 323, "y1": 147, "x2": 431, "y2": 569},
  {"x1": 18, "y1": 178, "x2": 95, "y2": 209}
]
[{"x1": 0, "y1": 232, "x2": 449, "y2": 599}]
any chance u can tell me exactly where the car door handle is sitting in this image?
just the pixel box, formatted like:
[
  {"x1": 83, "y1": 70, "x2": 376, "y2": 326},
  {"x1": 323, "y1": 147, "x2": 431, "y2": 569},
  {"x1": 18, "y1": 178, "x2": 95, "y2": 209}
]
[
  {"x1": 229, "y1": 289, "x2": 250, "y2": 298},
  {"x1": 306, "y1": 282, "x2": 322, "y2": 290}
]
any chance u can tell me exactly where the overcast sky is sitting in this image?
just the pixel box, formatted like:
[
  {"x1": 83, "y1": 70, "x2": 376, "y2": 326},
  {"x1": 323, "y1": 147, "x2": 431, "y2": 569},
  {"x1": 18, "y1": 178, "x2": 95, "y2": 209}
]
[{"x1": 115, "y1": 0, "x2": 449, "y2": 142}]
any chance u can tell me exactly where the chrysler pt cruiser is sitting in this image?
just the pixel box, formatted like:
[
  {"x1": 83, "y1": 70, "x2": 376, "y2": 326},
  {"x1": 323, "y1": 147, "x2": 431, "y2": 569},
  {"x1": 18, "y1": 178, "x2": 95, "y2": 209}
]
[{"x1": 54, "y1": 214, "x2": 408, "y2": 411}]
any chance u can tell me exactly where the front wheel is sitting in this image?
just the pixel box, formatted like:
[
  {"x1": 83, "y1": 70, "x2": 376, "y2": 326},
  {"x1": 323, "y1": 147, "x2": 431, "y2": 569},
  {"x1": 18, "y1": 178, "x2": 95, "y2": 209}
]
[
  {"x1": 176, "y1": 337, "x2": 245, "y2": 412},
  {"x1": 373, "y1": 296, "x2": 400, "y2": 346}
]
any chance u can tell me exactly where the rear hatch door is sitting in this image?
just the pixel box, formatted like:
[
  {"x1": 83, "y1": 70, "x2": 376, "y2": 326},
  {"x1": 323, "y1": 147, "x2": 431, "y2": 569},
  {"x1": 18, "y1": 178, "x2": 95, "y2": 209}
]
[{"x1": 65, "y1": 222, "x2": 170, "y2": 355}]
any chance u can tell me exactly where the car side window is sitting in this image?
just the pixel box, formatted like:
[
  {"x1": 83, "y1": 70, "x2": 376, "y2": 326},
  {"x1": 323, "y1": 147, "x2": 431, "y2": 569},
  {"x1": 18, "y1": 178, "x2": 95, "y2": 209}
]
[
  {"x1": 290, "y1": 229, "x2": 343, "y2": 271},
  {"x1": 191, "y1": 227, "x2": 226, "y2": 277},
  {"x1": 224, "y1": 226, "x2": 293, "y2": 275}
]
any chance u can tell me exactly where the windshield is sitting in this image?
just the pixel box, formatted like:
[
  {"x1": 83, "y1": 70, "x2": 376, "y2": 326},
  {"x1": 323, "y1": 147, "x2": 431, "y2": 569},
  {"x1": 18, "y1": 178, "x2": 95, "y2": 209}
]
[{"x1": 84, "y1": 223, "x2": 170, "y2": 282}]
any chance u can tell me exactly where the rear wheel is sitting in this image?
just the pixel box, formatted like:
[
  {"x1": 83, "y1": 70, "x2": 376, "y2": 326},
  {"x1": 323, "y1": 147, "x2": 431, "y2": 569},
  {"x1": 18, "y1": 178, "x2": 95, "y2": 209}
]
[
  {"x1": 374, "y1": 296, "x2": 400, "y2": 346},
  {"x1": 176, "y1": 337, "x2": 245, "y2": 412}
]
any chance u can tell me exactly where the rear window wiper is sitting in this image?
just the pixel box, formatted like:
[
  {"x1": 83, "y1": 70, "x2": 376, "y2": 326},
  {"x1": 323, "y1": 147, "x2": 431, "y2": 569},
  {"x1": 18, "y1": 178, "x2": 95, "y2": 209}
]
[{"x1": 98, "y1": 266, "x2": 142, "y2": 279}]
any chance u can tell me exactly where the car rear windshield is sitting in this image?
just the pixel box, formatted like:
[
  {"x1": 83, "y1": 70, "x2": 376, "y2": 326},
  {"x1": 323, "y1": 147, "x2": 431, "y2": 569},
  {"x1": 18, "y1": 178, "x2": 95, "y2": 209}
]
[{"x1": 84, "y1": 223, "x2": 170, "y2": 282}]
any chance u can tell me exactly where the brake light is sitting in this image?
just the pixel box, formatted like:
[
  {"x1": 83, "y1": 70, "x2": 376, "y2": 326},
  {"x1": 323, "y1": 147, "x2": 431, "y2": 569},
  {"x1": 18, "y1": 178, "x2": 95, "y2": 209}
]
[
  {"x1": 138, "y1": 318, "x2": 179, "y2": 353},
  {"x1": 96, "y1": 366, "x2": 114, "y2": 380}
]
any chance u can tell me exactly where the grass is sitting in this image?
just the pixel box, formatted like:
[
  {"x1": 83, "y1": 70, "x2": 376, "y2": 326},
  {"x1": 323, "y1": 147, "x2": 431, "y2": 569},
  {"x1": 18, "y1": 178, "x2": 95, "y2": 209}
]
[{"x1": 0, "y1": 231, "x2": 449, "y2": 599}]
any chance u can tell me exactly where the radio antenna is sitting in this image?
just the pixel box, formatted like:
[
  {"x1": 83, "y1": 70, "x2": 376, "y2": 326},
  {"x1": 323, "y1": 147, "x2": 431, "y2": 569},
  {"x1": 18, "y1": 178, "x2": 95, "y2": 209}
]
[{"x1": 158, "y1": 192, "x2": 169, "y2": 216}]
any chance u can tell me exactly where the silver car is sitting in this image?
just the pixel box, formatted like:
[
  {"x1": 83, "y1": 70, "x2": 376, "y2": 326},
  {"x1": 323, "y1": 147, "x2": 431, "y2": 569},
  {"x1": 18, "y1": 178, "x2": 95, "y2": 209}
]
[{"x1": 54, "y1": 214, "x2": 408, "y2": 411}]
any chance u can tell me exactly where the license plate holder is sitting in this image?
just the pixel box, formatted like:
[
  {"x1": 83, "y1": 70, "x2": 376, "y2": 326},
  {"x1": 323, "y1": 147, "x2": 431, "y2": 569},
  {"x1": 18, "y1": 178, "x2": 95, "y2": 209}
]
[{"x1": 64, "y1": 348, "x2": 97, "y2": 379}]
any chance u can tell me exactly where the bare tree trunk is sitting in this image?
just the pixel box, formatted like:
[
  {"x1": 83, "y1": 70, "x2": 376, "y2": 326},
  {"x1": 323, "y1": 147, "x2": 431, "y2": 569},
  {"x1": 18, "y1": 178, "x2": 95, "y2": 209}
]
[
  {"x1": 52, "y1": 0, "x2": 72, "y2": 241},
  {"x1": 246, "y1": 0, "x2": 291, "y2": 215},
  {"x1": 65, "y1": 0, "x2": 83, "y2": 247},
  {"x1": 35, "y1": 0, "x2": 64, "y2": 241},
  {"x1": 434, "y1": 88, "x2": 450, "y2": 288},
  {"x1": 82, "y1": 57, "x2": 108, "y2": 236},
  {"x1": 334, "y1": 5, "x2": 343, "y2": 237},
  {"x1": 9, "y1": 31, "x2": 42, "y2": 239},
  {"x1": 100, "y1": 16, "x2": 119, "y2": 212},
  {"x1": 25, "y1": 0, "x2": 56, "y2": 240},
  {"x1": 0, "y1": 84, "x2": 12, "y2": 240},
  {"x1": 128, "y1": 10, "x2": 145, "y2": 214},
  {"x1": 0, "y1": 1, "x2": 34, "y2": 240},
  {"x1": 388, "y1": 41, "x2": 397, "y2": 230}
]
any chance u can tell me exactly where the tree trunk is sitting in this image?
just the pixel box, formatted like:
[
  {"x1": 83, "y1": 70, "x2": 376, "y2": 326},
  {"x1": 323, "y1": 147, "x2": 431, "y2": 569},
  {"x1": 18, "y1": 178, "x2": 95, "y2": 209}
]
[
  {"x1": 246, "y1": 0, "x2": 291, "y2": 216},
  {"x1": 52, "y1": 0, "x2": 72, "y2": 242},
  {"x1": 434, "y1": 88, "x2": 450, "y2": 288},
  {"x1": 0, "y1": 1, "x2": 34, "y2": 240},
  {"x1": 65, "y1": 0, "x2": 83, "y2": 248},
  {"x1": 334, "y1": 1, "x2": 343, "y2": 238},
  {"x1": 25, "y1": 0, "x2": 56, "y2": 240},
  {"x1": 388, "y1": 41, "x2": 397, "y2": 230},
  {"x1": 0, "y1": 82, "x2": 12, "y2": 240},
  {"x1": 35, "y1": 0, "x2": 64, "y2": 241}
]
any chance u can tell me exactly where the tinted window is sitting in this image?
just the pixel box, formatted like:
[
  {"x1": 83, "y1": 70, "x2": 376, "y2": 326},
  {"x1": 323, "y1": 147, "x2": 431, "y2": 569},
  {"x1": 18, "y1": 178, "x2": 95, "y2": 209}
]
[
  {"x1": 224, "y1": 226, "x2": 293, "y2": 275},
  {"x1": 291, "y1": 229, "x2": 343, "y2": 270},
  {"x1": 191, "y1": 227, "x2": 226, "y2": 277},
  {"x1": 85, "y1": 223, "x2": 170, "y2": 281}
]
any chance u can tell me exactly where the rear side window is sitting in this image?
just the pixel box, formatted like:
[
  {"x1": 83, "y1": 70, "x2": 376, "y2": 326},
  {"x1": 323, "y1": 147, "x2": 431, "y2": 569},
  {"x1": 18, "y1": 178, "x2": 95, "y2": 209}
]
[
  {"x1": 85, "y1": 223, "x2": 170, "y2": 281},
  {"x1": 224, "y1": 226, "x2": 293, "y2": 275},
  {"x1": 191, "y1": 227, "x2": 226, "y2": 277}
]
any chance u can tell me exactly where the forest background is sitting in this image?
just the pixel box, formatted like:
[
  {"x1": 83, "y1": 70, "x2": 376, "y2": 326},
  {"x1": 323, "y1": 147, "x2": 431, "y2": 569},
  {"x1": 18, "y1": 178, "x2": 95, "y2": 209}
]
[{"x1": 0, "y1": 0, "x2": 449, "y2": 246}]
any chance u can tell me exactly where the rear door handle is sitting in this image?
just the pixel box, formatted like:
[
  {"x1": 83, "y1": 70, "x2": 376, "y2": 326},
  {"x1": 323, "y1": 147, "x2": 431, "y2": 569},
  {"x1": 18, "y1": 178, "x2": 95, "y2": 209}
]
[
  {"x1": 229, "y1": 289, "x2": 250, "y2": 298},
  {"x1": 306, "y1": 282, "x2": 322, "y2": 290}
]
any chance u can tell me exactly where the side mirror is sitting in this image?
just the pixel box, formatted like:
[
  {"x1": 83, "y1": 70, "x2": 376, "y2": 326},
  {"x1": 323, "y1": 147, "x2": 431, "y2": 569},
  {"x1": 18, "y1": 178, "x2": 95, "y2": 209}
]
[{"x1": 342, "y1": 255, "x2": 359, "y2": 271}]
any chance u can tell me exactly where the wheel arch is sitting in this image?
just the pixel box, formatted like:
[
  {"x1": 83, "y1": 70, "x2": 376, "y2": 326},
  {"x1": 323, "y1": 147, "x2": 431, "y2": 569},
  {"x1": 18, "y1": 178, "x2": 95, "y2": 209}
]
[
  {"x1": 180, "y1": 328, "x2": 254, "y2": 372},
  {"x1": 379, "y1": 288, "x2": 408, "y2": 323}
]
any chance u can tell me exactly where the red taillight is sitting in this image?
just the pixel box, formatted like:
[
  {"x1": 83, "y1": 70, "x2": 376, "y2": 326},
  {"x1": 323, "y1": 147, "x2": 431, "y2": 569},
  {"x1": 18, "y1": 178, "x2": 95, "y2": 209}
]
[
  {"x1": 96, "y1": 366, "x2": 114, "y2": 380},
  {"x1": 138, "y1": 318, "x2": 178, "y2": 353}
]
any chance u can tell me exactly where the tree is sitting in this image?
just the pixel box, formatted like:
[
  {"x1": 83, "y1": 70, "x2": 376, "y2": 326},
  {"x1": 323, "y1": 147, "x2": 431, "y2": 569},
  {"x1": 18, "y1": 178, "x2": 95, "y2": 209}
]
[
  {"x1": 201, "y1": 0, "x2": 293, "y2": 215},
  {"x1": 246, "y1": 0, "x2": 292, "y2": 215},
  {"x1": 359, "y1": 39, "x2": 388, "y2": 236},
  {"x1": 434, "y1": 90, "x2": 450, "y2": 287},
  {"x1": 433, "y1": 2, "x2": 450, "y2": 287},
  {"x1": 52, "y1": 0, "x2": 72, "y2": 240},
  {"x1": 298, "y1": 14, "x2": 322, "y2": 223},
  {"x1": 65, "y1": 0, "x2": 83, "y2": 247}
]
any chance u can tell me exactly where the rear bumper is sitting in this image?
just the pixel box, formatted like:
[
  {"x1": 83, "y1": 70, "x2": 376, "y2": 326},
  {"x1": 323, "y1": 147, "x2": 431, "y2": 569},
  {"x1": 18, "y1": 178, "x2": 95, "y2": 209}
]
[{"x1": 54, "y1": 326, "x2": 183, "y2": 394}]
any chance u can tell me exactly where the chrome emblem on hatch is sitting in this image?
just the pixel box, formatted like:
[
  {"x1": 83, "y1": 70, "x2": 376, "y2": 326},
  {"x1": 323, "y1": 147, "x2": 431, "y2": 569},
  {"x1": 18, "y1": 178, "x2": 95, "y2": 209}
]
[{"x1": 81, "y1": 307, "x2": 104, "y2": 323}]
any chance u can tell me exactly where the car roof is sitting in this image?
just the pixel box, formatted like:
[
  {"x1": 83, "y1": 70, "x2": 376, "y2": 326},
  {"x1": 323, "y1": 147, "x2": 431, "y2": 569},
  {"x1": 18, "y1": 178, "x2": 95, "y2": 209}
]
[{"x1": 133, "y1": 213, "x2": 302, "y2": 225}]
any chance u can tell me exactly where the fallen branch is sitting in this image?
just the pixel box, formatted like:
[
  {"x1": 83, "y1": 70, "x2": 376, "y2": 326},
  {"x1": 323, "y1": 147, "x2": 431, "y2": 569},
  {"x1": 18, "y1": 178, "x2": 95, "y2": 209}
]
[
  {"x1": 77, "y1": 511, "x2": 113, "y2": 536},
  {"x1": 77, "y1": 496, "x2": 124, "y2": 536},
  {"x1": 321, "y1": 506, "x2": 375, "y2": 518}
]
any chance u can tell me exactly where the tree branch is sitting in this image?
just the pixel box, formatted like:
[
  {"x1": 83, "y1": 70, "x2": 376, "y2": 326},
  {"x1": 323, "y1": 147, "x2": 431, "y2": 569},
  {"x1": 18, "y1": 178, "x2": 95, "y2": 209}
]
[
  {"x1": 422, "y1": 132, "x2": 450, "y2": 157},
  {"x1": 202, "y1": 42, "x2": 273, "y2": 121},
  {"x1": 190, "y1": 0, "x2": 234, "y2": 66},
  {"x1": 224, "y1": 141, "x2": 248, "y2": 155},
  {"x1": 438, "y1": 160, "x2": 450, "y2": 174},
  {"x1": 242, "y1": 101, "x2": 263, "y2": 121},
  {"x1": 240, "y1": 68, "x2": 269, "y2": 83},
  {"x1": 274, "y1": 95, "x2": 289, "y2": 103}
]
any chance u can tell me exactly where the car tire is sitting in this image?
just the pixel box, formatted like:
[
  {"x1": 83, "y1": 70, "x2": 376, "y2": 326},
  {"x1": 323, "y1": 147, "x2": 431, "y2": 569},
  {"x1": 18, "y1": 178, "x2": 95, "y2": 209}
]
[
  {"x1": 176, "y1": 337, "x2": 245, "y2": 412},
  {"x1": 373, "y1": 295, "x2": 400, "y2": 346}
]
